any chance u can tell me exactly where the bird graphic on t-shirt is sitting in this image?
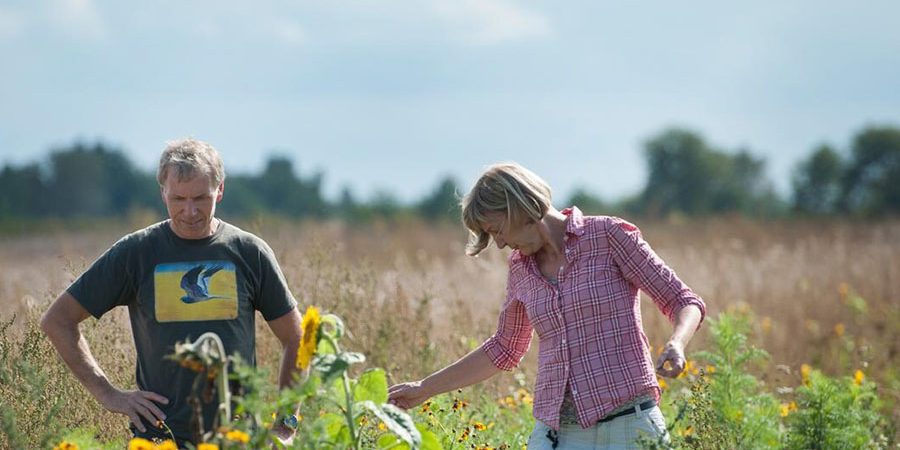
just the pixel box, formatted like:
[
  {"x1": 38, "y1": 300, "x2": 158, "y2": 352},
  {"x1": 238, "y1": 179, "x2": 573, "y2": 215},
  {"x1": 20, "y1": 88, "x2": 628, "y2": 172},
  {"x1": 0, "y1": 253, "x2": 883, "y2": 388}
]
[{"x1": 180, "y1": 264, "x2": 229, "y2": 303}]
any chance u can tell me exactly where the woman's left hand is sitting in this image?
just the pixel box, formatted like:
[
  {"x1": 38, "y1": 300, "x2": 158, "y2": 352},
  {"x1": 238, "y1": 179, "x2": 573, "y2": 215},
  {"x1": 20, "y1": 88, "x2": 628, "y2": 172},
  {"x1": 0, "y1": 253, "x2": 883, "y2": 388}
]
[{"x1": 655, "y1": 340, "x2": 686, "y2": 378}]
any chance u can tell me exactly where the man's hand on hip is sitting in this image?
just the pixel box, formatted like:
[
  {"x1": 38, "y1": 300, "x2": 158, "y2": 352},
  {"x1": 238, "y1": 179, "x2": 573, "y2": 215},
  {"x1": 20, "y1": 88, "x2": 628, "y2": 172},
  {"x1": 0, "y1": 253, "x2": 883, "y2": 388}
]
[{"x1": 99, "y1": 388, "x2": 169, "y2": 433}]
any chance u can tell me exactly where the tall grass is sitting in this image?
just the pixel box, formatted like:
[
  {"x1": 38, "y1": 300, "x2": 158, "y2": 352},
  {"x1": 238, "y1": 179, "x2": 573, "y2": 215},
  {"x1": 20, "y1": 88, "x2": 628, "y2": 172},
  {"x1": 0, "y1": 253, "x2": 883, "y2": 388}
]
[{"x1": 1, "y1": 216, "x2": 898, "y2": 447}]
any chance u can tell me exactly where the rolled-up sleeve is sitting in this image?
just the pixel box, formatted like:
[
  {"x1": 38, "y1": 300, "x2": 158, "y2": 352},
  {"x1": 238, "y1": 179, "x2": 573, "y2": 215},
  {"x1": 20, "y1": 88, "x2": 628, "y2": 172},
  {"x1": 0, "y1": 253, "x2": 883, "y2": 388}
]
[
  {"x1": 607, "y1": 218, "x2": 706, "y2": 325},
  {"x1": 482, "y1": 280, "x2": 533, "y2": 371}
]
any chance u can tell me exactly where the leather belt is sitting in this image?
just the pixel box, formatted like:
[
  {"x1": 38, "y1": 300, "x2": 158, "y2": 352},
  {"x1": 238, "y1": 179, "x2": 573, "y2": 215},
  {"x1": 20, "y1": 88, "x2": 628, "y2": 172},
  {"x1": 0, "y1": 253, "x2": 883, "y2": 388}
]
[{"x1": 597, "y1": 399, "x2": 657, "y2": 423}]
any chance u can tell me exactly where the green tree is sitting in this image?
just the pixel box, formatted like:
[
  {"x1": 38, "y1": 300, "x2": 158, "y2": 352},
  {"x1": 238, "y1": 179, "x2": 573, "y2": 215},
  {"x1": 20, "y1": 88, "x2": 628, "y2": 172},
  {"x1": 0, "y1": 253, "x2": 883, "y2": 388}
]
[
  {"x1": 416, "y1": 176, "x2": 460, "y2": 222},
  {"x1": 792, "y1": 145, "x2": 844, "y2": 215},
  {"x1": 47, "y1": 142, "x2": 144, "y2": 217},
  {"x1": 219, "y1": 174, "x2": 266, "y2": 217},
  {"x1": 566, "y1": 187, "x2": 607, "y2": 215},
  {"x1": 841, "y1": 126, "x2": 900, "y2": 214},
  {"x1": 640, "y1": 128, "x2": 777, "y2": 217},
  {"x1": 712, "y1": 149, "x2": 778, "y2": 215},
  {"x1": 256, "y1": 156, "x2": 327, "y2": 218},
  {"x1": 0, "y1": 163, "x2": 48, "y2": 217}
]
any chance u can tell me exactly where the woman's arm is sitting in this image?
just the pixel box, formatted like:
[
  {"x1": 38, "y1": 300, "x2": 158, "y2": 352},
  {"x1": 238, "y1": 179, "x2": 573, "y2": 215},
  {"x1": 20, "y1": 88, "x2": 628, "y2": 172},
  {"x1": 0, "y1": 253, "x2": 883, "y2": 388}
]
[
  {"x1": 655, "y1": 304, "x2": 703, "y2": 378},
  {"x1": 388, "y1": 344, "x2": 501, "y2": 409}
]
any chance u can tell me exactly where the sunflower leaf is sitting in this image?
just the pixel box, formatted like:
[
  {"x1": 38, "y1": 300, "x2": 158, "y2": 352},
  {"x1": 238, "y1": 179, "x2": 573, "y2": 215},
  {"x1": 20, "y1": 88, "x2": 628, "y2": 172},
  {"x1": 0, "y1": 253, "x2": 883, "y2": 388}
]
[
  {"x1": 354, "y1": 368, "x2": 388, "y2": 404},
  {"x1": 358, "y1": 401, "x2": 421, "y2": 449}
]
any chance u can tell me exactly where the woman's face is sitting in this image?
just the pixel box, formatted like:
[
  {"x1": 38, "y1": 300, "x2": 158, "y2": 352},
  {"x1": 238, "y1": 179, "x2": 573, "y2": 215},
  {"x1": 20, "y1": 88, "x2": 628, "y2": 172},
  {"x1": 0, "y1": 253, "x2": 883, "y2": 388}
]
[{"x1": 481, "y1": 211, "x2": 544, "y2": 255}]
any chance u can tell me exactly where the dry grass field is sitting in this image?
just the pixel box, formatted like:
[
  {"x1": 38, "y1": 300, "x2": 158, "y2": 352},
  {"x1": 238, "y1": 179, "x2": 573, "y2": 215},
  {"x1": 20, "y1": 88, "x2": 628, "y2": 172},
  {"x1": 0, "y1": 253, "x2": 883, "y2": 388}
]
[{"x1": 1, "y1": 215, "x2": 898, "y2": 446}]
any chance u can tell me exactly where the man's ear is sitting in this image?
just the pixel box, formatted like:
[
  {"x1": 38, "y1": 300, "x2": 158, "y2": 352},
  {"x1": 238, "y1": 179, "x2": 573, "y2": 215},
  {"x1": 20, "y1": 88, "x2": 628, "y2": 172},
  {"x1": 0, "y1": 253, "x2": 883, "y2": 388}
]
[{"x1": 216, "y1": 181, "x2": 225, "y2": 203}]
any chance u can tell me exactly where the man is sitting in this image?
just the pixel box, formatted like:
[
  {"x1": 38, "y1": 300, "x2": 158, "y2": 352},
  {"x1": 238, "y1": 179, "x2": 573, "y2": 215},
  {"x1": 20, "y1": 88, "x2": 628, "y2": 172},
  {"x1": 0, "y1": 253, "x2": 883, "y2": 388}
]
[{"x1": 40, "y1": 138, "x2": 302, "y2": 445}]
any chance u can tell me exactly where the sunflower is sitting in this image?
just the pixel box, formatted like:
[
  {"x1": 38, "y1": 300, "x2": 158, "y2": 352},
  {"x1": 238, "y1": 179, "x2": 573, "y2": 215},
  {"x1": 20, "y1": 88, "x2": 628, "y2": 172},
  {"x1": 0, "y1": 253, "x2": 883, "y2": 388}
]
[
  {"x1": 127, "y1": 438, "x2": 155, "y2": 450},
  {"x1": 297, "y1": 306, "x2": 321, "y2": 369}
]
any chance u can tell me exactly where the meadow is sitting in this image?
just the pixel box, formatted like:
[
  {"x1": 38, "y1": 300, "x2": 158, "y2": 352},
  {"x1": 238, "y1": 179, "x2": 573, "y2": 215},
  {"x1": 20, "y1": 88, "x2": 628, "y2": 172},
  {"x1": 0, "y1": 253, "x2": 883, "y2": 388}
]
[{"x1": 1, "y1": 214, "x2": 898, "y2": 449}]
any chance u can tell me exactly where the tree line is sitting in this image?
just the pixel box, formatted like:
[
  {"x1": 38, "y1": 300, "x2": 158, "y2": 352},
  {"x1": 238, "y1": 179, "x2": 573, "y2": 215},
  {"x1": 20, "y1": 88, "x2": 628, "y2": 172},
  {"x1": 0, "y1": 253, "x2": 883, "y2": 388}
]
[{"x1": 1, "y1": 124, "x2": 898, "y2": 224}]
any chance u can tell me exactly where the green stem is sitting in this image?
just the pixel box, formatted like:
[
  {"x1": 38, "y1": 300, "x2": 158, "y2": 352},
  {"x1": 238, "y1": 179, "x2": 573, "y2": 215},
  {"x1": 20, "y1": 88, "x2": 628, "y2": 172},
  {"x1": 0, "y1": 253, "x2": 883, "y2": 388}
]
[
  {"x1": 323, "y1": 333, "x2": 359, "y2": 450},
  {"x1": 343, "y1": 370, "x2": 359, "y2": 450}
]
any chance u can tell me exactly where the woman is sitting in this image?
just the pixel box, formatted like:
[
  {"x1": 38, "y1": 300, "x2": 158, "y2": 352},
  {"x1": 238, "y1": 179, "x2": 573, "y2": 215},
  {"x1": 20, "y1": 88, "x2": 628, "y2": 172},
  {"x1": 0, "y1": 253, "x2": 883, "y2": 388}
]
[{"x1": 388, "y1": 162, "x2": 705, "y2": 449}]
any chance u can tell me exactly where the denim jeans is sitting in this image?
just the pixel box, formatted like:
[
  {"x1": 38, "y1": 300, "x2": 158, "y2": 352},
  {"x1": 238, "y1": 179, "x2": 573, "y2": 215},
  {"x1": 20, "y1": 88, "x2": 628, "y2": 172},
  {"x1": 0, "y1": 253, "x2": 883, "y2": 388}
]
[{"x1": 526, "y1": 405, "x2": 669, "y2": 450}]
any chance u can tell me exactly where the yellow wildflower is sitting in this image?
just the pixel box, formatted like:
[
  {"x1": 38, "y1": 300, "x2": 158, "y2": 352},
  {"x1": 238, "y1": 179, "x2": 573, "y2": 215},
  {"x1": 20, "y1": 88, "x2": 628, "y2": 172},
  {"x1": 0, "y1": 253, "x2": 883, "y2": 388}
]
[
  {"x1": 834, "y1": 323, "x2": 845, "y2": 337},
  {"x1": 761, "y1": 317, "x2": 772, "y2": 334},
  {"x1": 499, "y1": 395, "x2": 517, "y2": 408},
  {"x1": 297, "y1": 306, "x2": 321, "y2": 370},
  {"x1": 156, "y1": 441, "x2": 177, "y2": 450},
  {"x1": 458, "y1": 427, "x2": 471, "y2": 442},
  {"x1": 800, "y1": 364, "x2": 812, "y2": 385},
  {"x1": 705, "y1": 365, "x2": 716, "y2": 374},
  {"x1": 473, "y1": 422, "x2": 487, "y2": 431},
  {"x1": 128, "y1": 438, "x2": 155, "y2": 450},
  {"x1": 839, "y1": 282, "x2": 849, "y2": 300},
  {"x1": 225, "y1": 429, "x2": 250, "y2": 443},
  {"x1": 53, "y1": 442, "x2": 79, "y2": 450},
  {"x1": 516, "y1": 388, "x2": 534, "y2": 406},
  {"x1": 680, "y1": 360, "x2": 694, "y2": 378},
  {"x1": 780, "y1": 403, "x2": 791, "y2": 417},
  {"x1": 854, "y1": 369, "x2": 865, "y2": 386},
  {"x1": 198, "y1": 444, "x2": 220, "y2": 450},
  {"x1": 378, "y1": 422, "x2": 387, "y2": 431},
  {"x1": 657, "y1": 377, "x2": 668, "y2": 391},
  {"x1": 679, "y1": 425, "x2": 693, "y2": 437}
]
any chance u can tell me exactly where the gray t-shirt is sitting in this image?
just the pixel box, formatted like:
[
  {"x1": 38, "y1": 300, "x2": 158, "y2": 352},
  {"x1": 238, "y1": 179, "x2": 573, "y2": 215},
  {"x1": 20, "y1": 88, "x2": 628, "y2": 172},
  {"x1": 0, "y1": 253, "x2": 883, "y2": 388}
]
[{"x1": 67, "y1": 220, "x2": 296, "y2": 442}]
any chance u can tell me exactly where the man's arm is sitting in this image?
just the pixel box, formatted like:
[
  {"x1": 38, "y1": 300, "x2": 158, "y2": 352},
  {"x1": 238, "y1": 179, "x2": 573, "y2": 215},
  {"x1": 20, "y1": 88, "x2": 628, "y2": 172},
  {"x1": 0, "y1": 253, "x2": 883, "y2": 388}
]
[
  {"x1": 40, "y1": 292, "x2": 168, "y2": 432},
  {"x1": 264, "y1": 307, "x2": 303, "y2": 441},
  {"x1": 265, "y1": 307, "x2": 304, "y2": 389}
]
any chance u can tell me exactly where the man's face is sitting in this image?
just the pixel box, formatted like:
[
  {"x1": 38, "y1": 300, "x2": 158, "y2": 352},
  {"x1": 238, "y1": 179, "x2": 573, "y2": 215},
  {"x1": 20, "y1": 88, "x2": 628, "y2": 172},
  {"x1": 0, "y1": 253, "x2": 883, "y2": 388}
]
[{"x1": 160, "y1": 171, "x2": 223, "y2": 240}]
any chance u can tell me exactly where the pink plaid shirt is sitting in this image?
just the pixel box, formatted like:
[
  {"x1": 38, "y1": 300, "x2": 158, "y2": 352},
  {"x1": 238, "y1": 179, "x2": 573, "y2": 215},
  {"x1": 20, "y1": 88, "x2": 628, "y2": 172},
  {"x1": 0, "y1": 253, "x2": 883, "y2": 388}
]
[{"x1": 481, "y1": 207, "x2": 706, "y2": 430}]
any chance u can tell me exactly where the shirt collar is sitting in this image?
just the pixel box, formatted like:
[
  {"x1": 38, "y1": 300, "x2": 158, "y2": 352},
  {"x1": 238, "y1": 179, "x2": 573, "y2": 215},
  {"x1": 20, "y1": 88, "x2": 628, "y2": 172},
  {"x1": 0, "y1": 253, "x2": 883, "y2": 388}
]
[
  {"x1": 561, "y1": 206, "x2": 586, "y2": 237},
  {"x1": 510, "y1": 206, "x2": 585, "y2": 264}
]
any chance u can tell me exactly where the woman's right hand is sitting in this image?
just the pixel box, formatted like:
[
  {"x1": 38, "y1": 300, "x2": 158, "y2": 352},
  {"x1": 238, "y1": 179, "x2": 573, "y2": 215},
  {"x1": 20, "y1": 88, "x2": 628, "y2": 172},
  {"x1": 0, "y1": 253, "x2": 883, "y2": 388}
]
[{"x1": 388, "y1": 381, "x2": 431, "y2": 410}]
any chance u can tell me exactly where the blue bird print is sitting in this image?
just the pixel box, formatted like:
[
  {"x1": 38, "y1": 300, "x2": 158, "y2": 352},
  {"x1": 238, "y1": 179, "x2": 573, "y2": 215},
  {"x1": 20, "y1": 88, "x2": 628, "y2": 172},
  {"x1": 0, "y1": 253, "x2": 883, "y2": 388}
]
[{"x1": 180, "y1": 263, "x2": 229, "y2": 303}]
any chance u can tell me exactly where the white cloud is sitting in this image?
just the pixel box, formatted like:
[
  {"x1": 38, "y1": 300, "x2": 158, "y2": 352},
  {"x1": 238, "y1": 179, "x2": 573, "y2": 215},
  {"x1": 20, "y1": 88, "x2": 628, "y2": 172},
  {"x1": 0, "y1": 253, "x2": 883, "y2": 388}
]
[
  {"x1": 432, "y1": 0, "x2": 550, "y2": 45},
  {"x1": 49, "y1": 0, "x2": 105, "y2": 40},
  {"x1": 0, "y1": 7, "x2": 26, "y2": 40}
]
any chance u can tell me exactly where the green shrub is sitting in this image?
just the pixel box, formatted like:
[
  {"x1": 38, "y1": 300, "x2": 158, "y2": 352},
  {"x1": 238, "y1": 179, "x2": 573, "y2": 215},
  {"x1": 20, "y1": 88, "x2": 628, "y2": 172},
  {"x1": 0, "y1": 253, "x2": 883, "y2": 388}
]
[{"x1": 783, "y1": 368, "x2": 885, "y2": 449}]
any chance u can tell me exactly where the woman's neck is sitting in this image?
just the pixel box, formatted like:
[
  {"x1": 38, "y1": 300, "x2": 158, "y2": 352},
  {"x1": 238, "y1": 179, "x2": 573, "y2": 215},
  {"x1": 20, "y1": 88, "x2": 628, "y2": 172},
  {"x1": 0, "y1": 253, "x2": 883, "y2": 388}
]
[{"x1": 536, "y1": 209, "x2": 568, "y2": 260}]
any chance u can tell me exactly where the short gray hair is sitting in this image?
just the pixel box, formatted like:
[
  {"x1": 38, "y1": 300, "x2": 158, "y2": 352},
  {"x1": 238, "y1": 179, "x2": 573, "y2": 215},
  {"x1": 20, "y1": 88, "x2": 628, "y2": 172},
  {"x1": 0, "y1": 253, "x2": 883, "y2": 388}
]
[
  {"x1": 461, "y1": 162, "x2": 552, "y2": 256},
  {"x1": 157, "y1": 138, "x2": 225, "y2": 187}
]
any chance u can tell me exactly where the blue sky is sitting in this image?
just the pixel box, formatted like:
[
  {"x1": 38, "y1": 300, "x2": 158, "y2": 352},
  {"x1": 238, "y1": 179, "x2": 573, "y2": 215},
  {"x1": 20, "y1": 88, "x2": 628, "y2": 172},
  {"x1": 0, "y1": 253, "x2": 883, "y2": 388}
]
[{"x1": 1, "y1": 1, "x2": 899, "y2": 203}]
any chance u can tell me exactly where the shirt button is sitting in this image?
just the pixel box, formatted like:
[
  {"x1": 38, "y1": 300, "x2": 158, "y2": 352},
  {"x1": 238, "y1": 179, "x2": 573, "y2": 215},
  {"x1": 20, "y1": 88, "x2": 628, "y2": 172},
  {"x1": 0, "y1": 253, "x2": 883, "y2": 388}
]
[
  {"x1": 573, "y1": 388, "x2": 578, "y2": 395},
  {"x1": 561, "y1": 338, "x2": 567, "y2": 345}
]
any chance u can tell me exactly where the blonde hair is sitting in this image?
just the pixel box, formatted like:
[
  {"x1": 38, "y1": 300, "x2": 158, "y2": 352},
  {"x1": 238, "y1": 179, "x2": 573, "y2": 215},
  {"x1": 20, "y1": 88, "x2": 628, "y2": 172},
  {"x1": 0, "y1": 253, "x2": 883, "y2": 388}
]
[
  {"x1": 157, "y1": 138, "x2": 225, "y2": 187},
  {"x1": 461, "y1": 162, "x2": 552, "y2": 256}
]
